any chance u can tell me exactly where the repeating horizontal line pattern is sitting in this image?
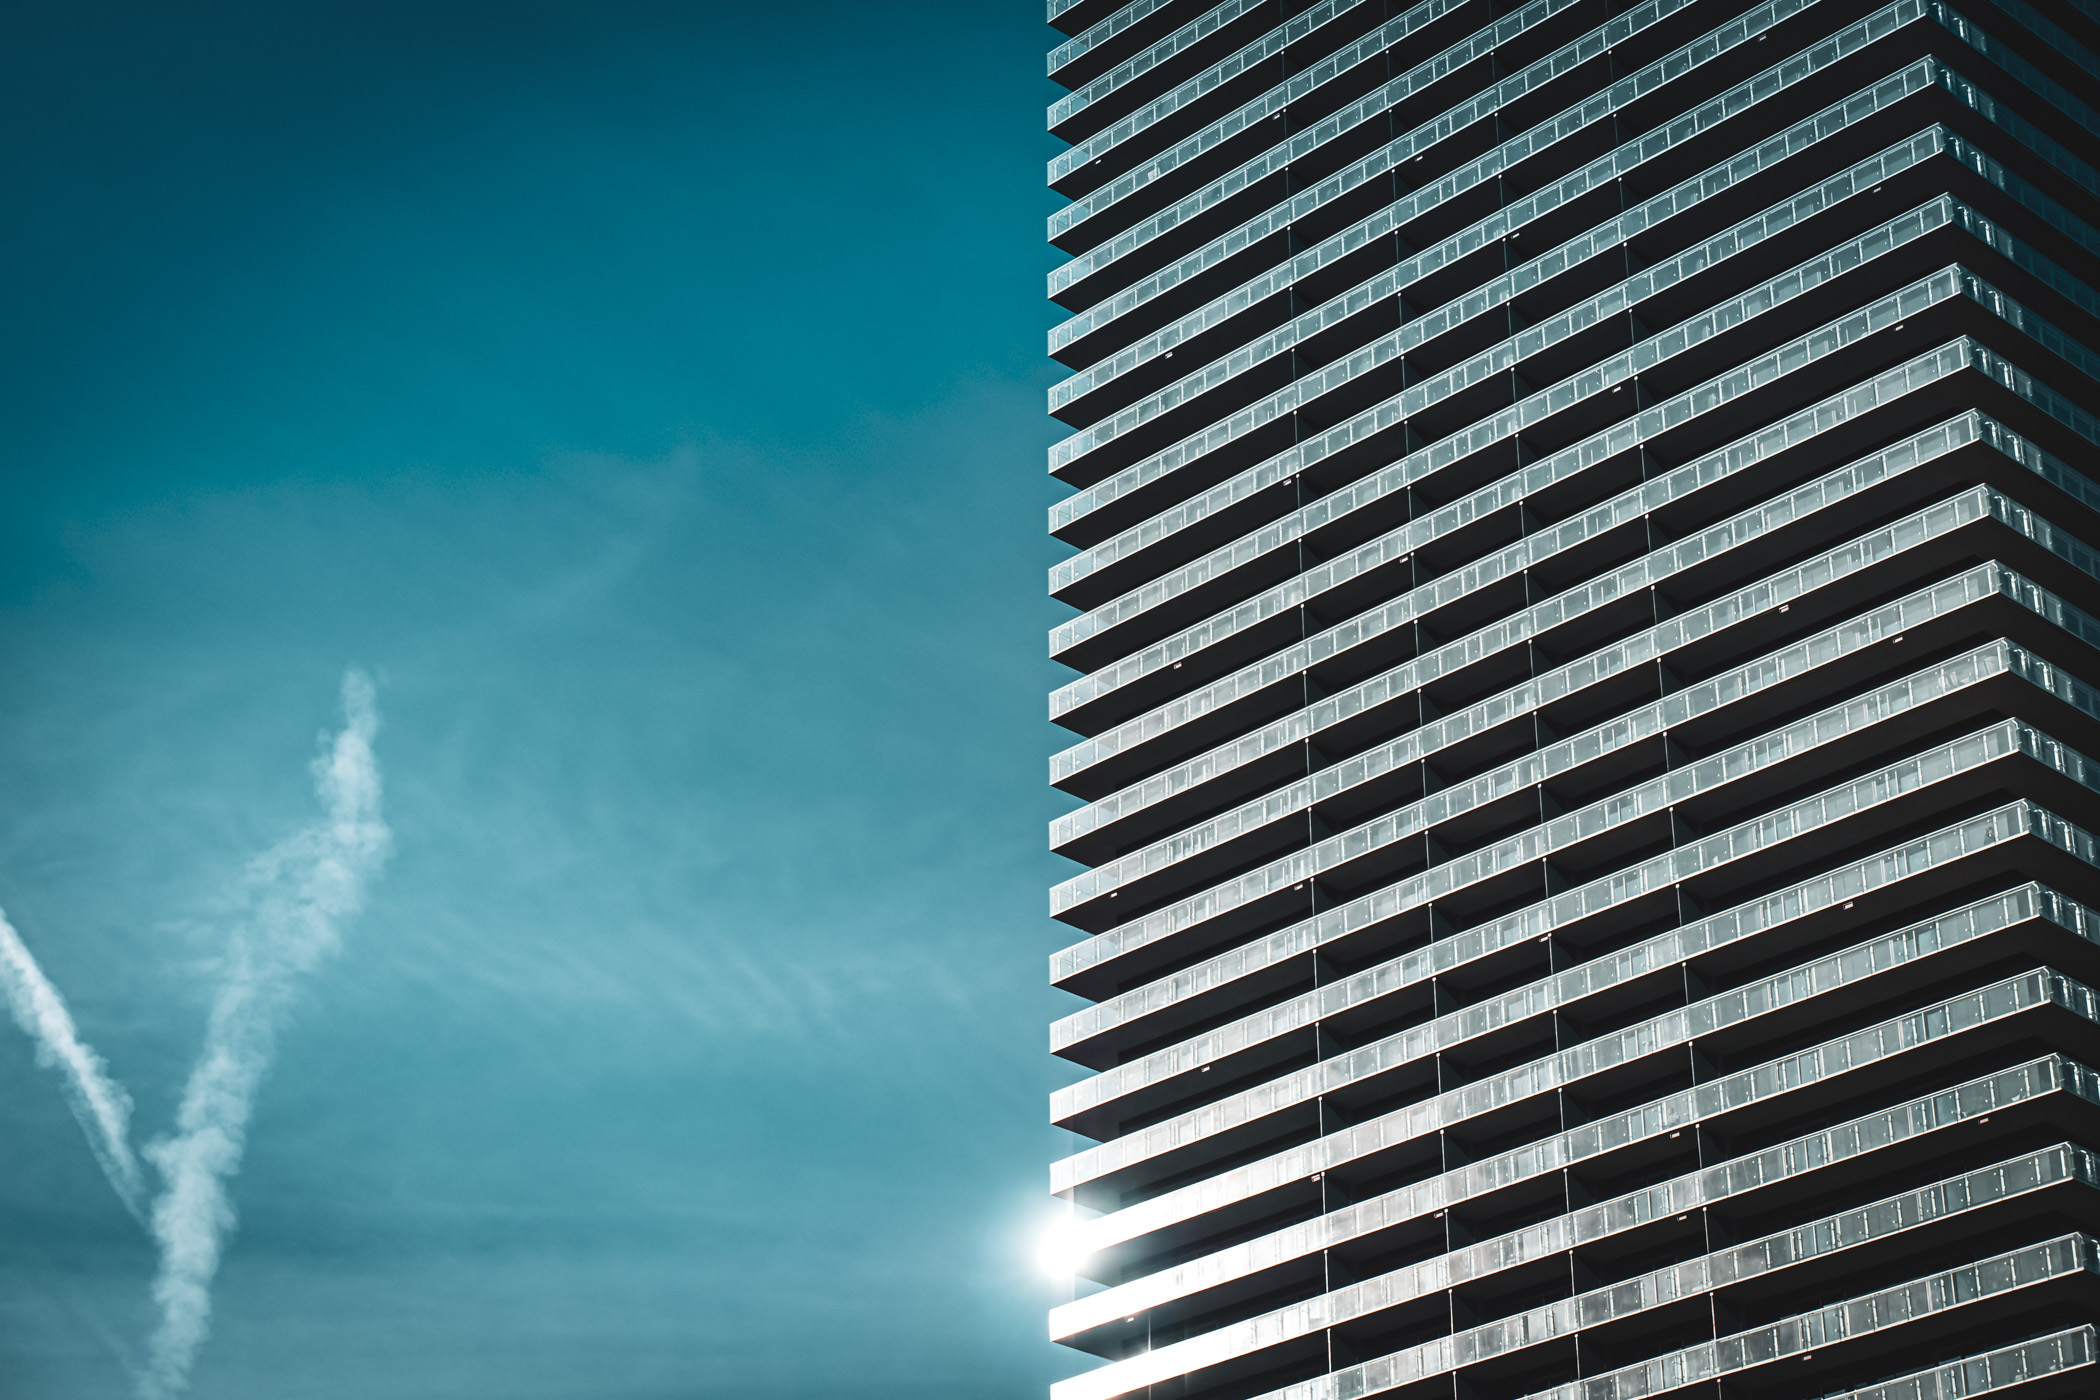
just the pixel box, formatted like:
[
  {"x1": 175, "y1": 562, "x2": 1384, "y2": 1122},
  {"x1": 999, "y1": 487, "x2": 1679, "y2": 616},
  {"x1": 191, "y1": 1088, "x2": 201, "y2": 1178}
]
[{"x1": 1039, "y1": 2, "x2": 2100, "y2": 1399}]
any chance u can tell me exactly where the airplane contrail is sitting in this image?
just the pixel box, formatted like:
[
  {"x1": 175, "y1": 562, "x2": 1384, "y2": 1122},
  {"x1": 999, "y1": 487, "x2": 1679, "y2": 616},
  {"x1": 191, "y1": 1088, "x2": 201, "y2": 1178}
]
[
  {"x1": 0, "y1": 908, "x2": 147, "y2": 1220},
  {"x1": 138, "y1": 669, "x2": 392, "y2": 1400}
]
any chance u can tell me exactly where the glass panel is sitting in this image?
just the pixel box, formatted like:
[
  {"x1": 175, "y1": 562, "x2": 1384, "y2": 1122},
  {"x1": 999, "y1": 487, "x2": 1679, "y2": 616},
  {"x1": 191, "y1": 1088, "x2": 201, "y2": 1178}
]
[
  {"x1": 1051, "y1": 48, "x2": 1951, "y2": 532},
  {"x1": 1057, "y1": 925, "x2": 2100, "y2": 1339},
  {"x1": 1049, "y1": 0, "x2": 1871, "y2": 349},
  {"x1": 1493, "y1": 1238, "x2": 2098, "y2": 1400},
  {"x1": 1056, "y1": 722, "x2": 2100, "y2": 1125},
  {"x1": 1059, "y1": 1057, "x2": 2100, "y2": 1397},
  {"x1": 1053, "y1": 486, "x2": 2100, "y2": 989},
  {"x1": 1833, "y1": 1325, "x2": 2097, "y2": 1400},
  {"x1": 1054, "y1": 275, "x2": 1974, "y2": 758},
  {"x1": 1051, "y1": 414, "x2": 2095, "y2": 850},
  {"x1": 1050, "y1": 222, "x2": 2094, "y2": 628},
  {"x1": 1048, "y1": 0, "x2": 1272, "y2": 131},
  {"x1": 1052, "y1": 0, "x2": 1795, "y2": 299},
  {"x1": 1057, "y1": 840, "x2": 2100, "y2": 1189},
  {"x1": 1051, "y1": 190, "x2": 2100, "y2": 659},
  {"x1": 1056, "y1": 111, "x2": 1883, "y2": 422},
  {"x1": 1054, "y1": 570, "x2": 2098, "y2": 1058},
  {"x1": 1049, "y1": 6, "x2": 2100, "y2": 363},
  {"x1": 1057, "y1": 1147, "x2": 2097, "y2": 1397},
  {"x1": 1048, "y1": 151, "x2": 2100, "y2": 509},
  {"x1": 1047, "y1": 0, "x2": 1175, "y2": 79},
  {"x1": 1051, "y1": 0, "x2": 1439, "y2": 188},
  {"x1": 1051, "y1": 416, "x2": 2100, "y2": 914},
  {"x1": 1051, "y1": 337, "x2": 2093, "y2": 792},
  {"x1": 1071, "y1": 953, "x2": 2099, "y2": 1256},
  {"x1": 1050, "y1": 0, "x2": 1493, "y2": 240}
]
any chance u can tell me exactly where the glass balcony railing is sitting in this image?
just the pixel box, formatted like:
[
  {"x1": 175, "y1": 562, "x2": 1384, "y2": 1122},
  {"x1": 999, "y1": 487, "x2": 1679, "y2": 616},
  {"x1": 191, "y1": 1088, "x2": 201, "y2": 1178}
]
[
  {"x1": 1058, "y1": 1144, "x2": 2099, "y2": 1400},
  {"x1": 1058, "y1": 545, "x2": 2091, "y2": 940},
  {"x1": 1052, "y1": 651, "x2": 2100, "y2": 1125},
  {"x1": 1050, "y1": 0, "x2": 1800, "y2": 301},
  {"x1": 1056, "y1": 807, "x2": 2096, "y2": 1139},
  {"x1": 1049, "y1": 265, "x2": 1956, "y2": 727},
  {"x1": 1047, "y1": 169, "x2": 2048, "y2": 521},
  {"x1": 1268, "y1": 1234, "x2": 2100, "y2": 1400},
  {"x1": 1051, "y1": 36, "x2": 1961, "y2": 394},
  {"x1": 1047, "y1": 0, "x2": 1172, "y2": 79},
  {"x1": 1056, "y1": 543, "x2": 2096, "y2": 972},
  {"x1": 1058, "y1": 430, "x2": 2100, "y2": 931},
  {"x1": 1056, "y1": 673, "x2": 2094, "y2": 1023},
  {"x1": 1050, "y1": 0, "x2": 1437, "y2": 189},
  {"x1": 1058, "y1": 438, "x2": 2100, "y2": 877},
  {"x1": 1050, "y1": 566, "x2": 2100, "y2": 1055},
  {"x1": 1050, "y1": 62, "x2": 2100, "y2": 435},
  {"x1": 1052, "y1": 480, "x2": 2100, "y2": 983},
  {"x1": 1046, "y1": 6, "x2": 2091, "y2": 399},
  {"x1": 1071, "y1": 963, "x2": 2100, "y2": 1265},
  {"x1": 1065, "y1": 1033, "x2": 2099, "y2": 1325},
  {"x1": 1066, "y1": 982, "x2": 2100, "y2": 1318},
  {"x1": 1048, "y1": 58, "x2": 2086, "y2": 605},
  {"x1": 1049, "y1": 0, "x2": 2100, "y2": 480},
  {"x1": 1049, "y1": 0, "x2": 1269, "y2": 132},
  {"x1": 1050, "y1": 1, "x2": 1821, "y2": 501},
  {"x1": 1933, "y1": 2, "x2": 2100, "y2": 149},
  {"x1": 1994, "y1": 0, "x2": 2100, "y2": 86},
  {"x1": 1050, "y1": 0, "x2": 1510, "y2": 243},
  {"x1": 1049, "y1": 124, "x2": 1936, "y2": 543},
  {"x1": 1048, "y1": 172, "x2": 2095, "y2": 574},
  {"x1": 1058, "y1": 293, "x2": 2100, "y2": 793},
  {"x1": 1050, "y1": 402, "x2": 2100, "y2": 917},
  {"x1": 1056, "y1": 779, "x2": 2100, "y2": 1193},
  {"x1": 1048, "y1": 581, "x2": 2097, "y2": 1038},
  {"x1": 1058, "y1": 394, "x2": 2007, "y2": 894},
  {"x1": 1050, "y1": 141, "x2": 2100, "y2": 650},
  {"x1": 1832, "y1": 1325, "x2": 2098, "y2": 1400},
  {"x1": 1051, "y1": 276, "x2": 2090, "y2": 776},
  {"x1": 1049, "y1": 0, "x2": 1651, "y2": 264},
  {"x1": 1051, "y1": 362, "x2": 2100, "y2": 854},
  {"x1": 1058, "y1": 760, "x2": 2095, "y2": 1200},
  {"x1": 1055, "y1": 892, "x2": 2100, "y2": 1334},
  {"x1": 1046, "y1": 0, "x2": 1998, "y2": 354}
]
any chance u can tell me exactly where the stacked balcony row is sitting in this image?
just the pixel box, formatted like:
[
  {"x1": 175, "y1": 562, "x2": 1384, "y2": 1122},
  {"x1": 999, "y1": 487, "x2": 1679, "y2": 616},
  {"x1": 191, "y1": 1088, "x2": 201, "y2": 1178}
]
[{"x1": 1042, "y1": 2, "x2": 2100, "y2": 1399}]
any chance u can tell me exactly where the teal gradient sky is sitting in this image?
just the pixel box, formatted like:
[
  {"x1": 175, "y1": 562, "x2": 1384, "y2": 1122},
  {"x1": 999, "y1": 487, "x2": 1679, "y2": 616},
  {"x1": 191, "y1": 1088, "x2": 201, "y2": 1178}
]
[{"x1": 0, "y1": 4, "x2": 1077, "y2": 1396}]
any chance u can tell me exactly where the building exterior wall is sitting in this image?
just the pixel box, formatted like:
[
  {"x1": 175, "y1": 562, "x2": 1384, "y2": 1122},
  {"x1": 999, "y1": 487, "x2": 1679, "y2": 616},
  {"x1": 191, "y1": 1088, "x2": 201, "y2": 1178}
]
[{"x1": 1039, "y1": 3, "x2": 2100, "y2": 1398}]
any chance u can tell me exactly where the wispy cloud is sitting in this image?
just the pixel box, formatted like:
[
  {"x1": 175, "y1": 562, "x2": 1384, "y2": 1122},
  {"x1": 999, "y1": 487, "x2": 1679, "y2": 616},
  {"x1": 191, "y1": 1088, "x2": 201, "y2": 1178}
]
[
  {"x1": 0, "y1": 909, "x2": 147, "y2": 1220},
  {"x1": 138, "y1": 669, "x2": 392, "y2": 1400}
]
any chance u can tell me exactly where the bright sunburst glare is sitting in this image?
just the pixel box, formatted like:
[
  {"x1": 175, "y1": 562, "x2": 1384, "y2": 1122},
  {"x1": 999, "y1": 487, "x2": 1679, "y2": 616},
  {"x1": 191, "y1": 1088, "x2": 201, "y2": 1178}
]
[{"x1": 1035, "y1": 1212, "x2": 1094, "y2": 1279}]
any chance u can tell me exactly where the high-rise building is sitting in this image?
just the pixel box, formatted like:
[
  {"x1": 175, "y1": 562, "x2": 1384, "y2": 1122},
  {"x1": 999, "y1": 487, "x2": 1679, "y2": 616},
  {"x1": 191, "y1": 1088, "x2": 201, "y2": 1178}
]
[{"x1": 1039, "y1": 3, "x2": 2100, "y2": 1399}]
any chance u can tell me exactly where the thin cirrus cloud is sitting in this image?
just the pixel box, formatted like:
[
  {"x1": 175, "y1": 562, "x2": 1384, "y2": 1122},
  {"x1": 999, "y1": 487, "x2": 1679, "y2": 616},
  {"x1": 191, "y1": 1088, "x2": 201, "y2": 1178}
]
[{"x1": 0, "y1": 2, "x2": 1062, "y2": 1395}]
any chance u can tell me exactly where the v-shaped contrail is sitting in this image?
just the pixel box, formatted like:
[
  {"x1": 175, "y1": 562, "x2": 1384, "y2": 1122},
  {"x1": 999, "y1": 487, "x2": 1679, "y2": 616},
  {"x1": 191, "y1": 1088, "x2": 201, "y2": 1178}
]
[
  {"x1": 0, "y1": 669, "x2": 391, "y2": 1398},
  {"x1": 137, "y1": 669, "x2": 392, "y2": 1400}
]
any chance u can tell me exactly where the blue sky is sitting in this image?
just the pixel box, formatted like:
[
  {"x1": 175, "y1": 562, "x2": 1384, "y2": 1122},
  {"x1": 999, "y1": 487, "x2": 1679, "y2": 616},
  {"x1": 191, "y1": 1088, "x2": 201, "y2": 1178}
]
[{"x1": 0, "y1": 3, "x2": 1077, "y2": 1396}]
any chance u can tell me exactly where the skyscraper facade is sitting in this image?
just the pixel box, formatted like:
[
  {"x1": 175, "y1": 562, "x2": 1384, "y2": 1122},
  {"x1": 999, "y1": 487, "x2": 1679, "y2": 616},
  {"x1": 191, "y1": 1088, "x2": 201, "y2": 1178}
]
[{"x1": 1039, "y1": 3, "x2": 2100, "y2": 1399}]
